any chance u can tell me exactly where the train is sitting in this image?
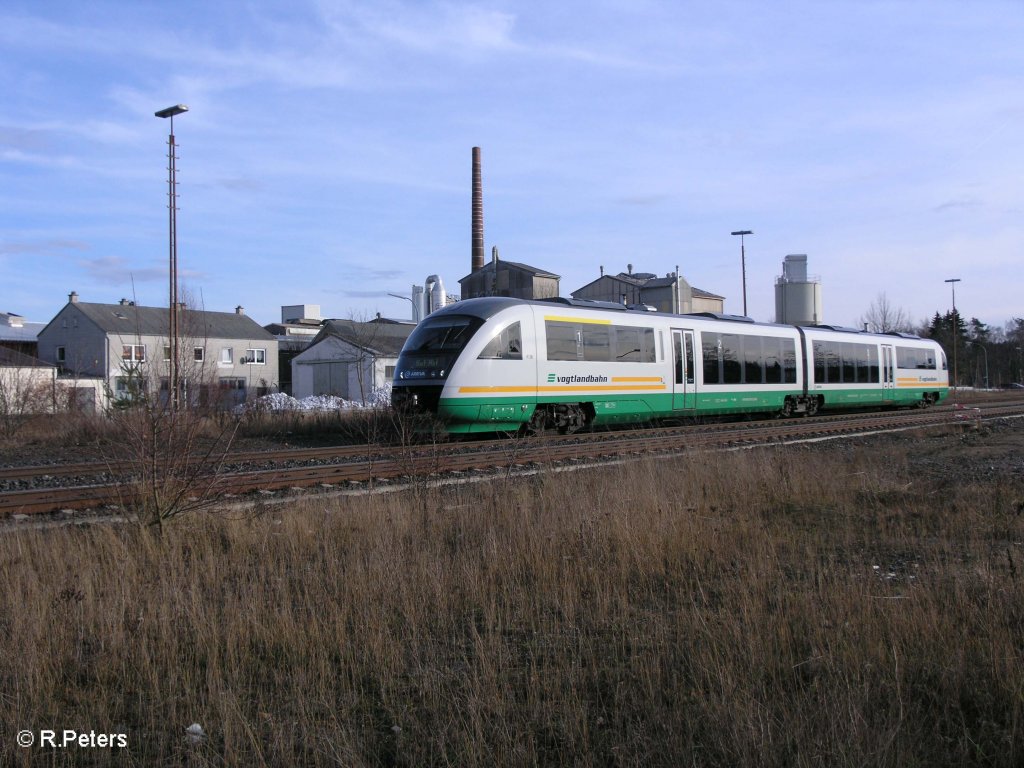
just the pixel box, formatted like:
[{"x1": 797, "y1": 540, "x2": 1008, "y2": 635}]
[{"x1": 391, "y1": 296, "x2": 948, "y2": 435}]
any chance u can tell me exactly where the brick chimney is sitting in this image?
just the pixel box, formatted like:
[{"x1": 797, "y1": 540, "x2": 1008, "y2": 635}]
[{"x1": 472, "y1": 147, "x2": 484, "y2": 273}]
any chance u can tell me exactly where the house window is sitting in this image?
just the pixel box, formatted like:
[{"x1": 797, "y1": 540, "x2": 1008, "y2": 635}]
[
  {"x1": 57, "y1": 346, "x2": 66, "y2": 362},
  {"x1": 114, "y1": 376, "x2": 147, "y2": 400},
  {"x1": 220, "y1": 347, "x2": 233, "y2": 365},
  {"x1": 122, "y1": 344, "x2": 146, "y2": 362},
  {"x1": 245, "y1": 348, "x2": 266, "y2": 364},
  {"x1": 163, "y1": 345, "x2": 172, "y2": 361},
  {"x1": 219, "y1": 377, "x2": 246, "y2": 390},
  {"x1": 194, "y1": 347, "x2": 205, "y2": 362},
  {"x1": 385, "y1": 365, "x2": 396, "y2": 379}
]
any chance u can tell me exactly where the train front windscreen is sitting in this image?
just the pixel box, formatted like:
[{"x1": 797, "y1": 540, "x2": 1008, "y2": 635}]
[{"x1": 392, "y1": 314, "x2": 484, "y2": 411}]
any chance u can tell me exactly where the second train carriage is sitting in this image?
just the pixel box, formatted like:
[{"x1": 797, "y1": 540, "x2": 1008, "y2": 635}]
[{"x1": 392, "y1": 297, "x2": 948, "y2": 434}]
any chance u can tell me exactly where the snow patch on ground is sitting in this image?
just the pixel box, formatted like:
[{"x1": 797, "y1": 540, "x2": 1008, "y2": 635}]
[{"x1": 234, "y1": 383, "x2": 391, "y2": 414}]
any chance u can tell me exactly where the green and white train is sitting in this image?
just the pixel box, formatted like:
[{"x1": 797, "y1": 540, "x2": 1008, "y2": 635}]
[{"x1": 391, "y1": 297, "x2": 949, "y2": 435}]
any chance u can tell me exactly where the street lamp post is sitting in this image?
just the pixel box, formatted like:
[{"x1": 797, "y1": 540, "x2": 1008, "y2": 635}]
[
  {"x1": 944, "y1": 278, "x2": 961, "y2": 397},
  {"x1": 156, "y1": 104, "x2": 189, "y2": 409},
  {"x1": 387, "y1": 292, "x2": 415, "y2": 322},
  {"x1": 731, "y1": 230, "x2": 753, "y2": 316}
]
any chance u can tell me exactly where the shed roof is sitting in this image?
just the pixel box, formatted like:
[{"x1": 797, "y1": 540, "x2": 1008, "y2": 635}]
[{"x1": 309, "y1": 319, "x2": 415, "y2": 356}]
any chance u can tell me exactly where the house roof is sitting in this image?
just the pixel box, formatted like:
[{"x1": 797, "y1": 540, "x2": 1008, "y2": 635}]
[
  {"x1": 309, "y1": 319, "x2": 415, "y2": 356},
  {"x1": 50, "y1": 302, "x2": 274, "y2": 341},
  {"x1": 459, "y1": 259, "x2": 560, "y2": 284},
  {"x1": 0, "y1": 347, "x2": 53, "y2": 367}
]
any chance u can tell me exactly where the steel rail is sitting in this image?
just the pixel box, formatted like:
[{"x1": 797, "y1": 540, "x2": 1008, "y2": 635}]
[
  {"x1": 4, "y1": 397, "x2": 1022, "y2": 484},
  {"x1": 2, "y1": 402, "x2": 1021, "y2": 518}
]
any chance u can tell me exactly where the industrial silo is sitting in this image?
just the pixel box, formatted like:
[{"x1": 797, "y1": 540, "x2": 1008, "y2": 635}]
[{"x1": 774, "y1": 254, "x2": 823, "y2": 325}]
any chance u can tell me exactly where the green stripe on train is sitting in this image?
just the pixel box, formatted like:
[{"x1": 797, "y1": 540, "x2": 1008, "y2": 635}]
[{"x1": 436, "y1": 386, "x2": 946, "y2": 433}]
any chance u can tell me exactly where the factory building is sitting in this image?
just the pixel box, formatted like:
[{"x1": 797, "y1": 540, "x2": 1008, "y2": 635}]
[
  {"x1": 572, "y1": 265, "x2": 724, "y2": 314},
  {"x1": 459, "y1": 248, "x2": 560, "y2": 301}
]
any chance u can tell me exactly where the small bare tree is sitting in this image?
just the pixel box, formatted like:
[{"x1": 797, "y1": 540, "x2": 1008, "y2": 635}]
[
  {"x1": 0, "y1": 362, "x2": 54, "y2": 439},
  {"x1": 101, "y1": 303, "x2": 240, "y2": 532},
  {"x1": 861, "y1": 292, "x2": 912, "y2": 333}
]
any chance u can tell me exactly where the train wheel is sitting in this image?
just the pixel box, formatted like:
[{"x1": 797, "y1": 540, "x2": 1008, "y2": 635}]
[
  {"x1": 521, "y1": 408, "x2": 549, "y2": 436},
  {"x1": 780, "y1": 398, "x2": 794, "y2": 418},
  {"x1": 555, "y1": 403, "x2": 586, "y2": 435},
  {"x1": 805, "y1": 396, "x2": 820, "y2": 416}
]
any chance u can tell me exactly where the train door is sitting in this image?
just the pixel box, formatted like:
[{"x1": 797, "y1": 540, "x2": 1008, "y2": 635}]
[
  {"x1": 672, "y1": 329, "x2": 696, "y2": 409},
  {"x1": 881, "y1": 345, "x2": 895, "y2": 395}
]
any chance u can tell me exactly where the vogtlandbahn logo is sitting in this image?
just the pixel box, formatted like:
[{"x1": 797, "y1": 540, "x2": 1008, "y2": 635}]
[{"x1": 547, "y1": 374, "x2": 609, "y2": 384}]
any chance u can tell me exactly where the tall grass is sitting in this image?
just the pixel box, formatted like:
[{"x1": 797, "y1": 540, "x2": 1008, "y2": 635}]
[{"x1": 2, "y1": 436, "x2": 1022, "y2": 766}]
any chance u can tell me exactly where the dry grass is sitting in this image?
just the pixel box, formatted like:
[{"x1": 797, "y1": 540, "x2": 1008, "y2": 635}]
[{"x1": 2, "y1": 438, "x2": 1022, "y2": 766}]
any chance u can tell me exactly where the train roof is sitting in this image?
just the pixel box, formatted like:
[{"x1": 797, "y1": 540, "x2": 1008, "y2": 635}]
[{"x1": 429, "y1": 298, "x2": 934, "y2": 344}]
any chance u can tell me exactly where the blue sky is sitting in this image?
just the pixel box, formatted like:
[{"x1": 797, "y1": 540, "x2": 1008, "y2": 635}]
[{"x1": 1, "y1": 0, "x2": 1021, "y2": 329}]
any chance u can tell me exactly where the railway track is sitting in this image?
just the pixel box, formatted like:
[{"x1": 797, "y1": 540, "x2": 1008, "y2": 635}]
[{"x1": 2, "y1": 401, "x2": 1021, "y2": 518}]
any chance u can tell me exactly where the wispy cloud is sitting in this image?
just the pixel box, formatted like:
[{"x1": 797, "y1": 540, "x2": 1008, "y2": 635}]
[
  {"x1": 0, "y1": 238, "x2": 88, "y2": 256},
  {"x1": 79, "y1": 256, "x2": 204, "y2": 284}
]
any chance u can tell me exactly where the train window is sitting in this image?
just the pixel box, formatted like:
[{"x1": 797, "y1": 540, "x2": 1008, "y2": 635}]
[
  {"x1": 545, "y1": 320, "x2": 656, "y2": 363},
  {"x1": 673, "y1": 333, "x2": 683, "y2": 384},
  {"x1": 702, "y1": 336, "x2": 721, "y2": 385},
  {"x1": 842, "y1": 343, "x2": 857, "y2": 383},
  {"x1": 721, "y1": 334, "x2": 742, "y2": 384},
  {"x1": 783, "y1": 340, "x2": 797, "y2": 383},
  {"x1": 582, "y1": 324, "x2": 611, "y2": 362},
  {"x1": 827, "y1": 344, "x2": 841, "y2": 383},
  {"x1": 405, "y1": 315, "x2": 482, "y2": 353},
  {"x1": 742, "y1": 336, "x2": 765, "y2": 384},
  {"x1": 896, "y1": 346, "x2": 935, "y2": 370},
  {"x1": 765, "y1": 338, "x2": 782, "y2": 384},
  {"x1": 862, "y1": 344, "x2": 880, "y2": 383},
  {"x1": 615, "y1": 326, "x2": 641, "y2": 362},
  {"x1": 941, "y1": 350, "x2": 947, "y2": 370},
  {"x1": 612, "y1": 327, "x2": 656, "y2": 363},
  {"x1": 478, "y1": 322, "x2": 523, "y2": 360},
  {"x1": 813, "y1": 341, "x2": 827, "y2": 383},
  {"x1": 545, "y1": 321, "x2": 581, "y2": 361},
  {"x1": 702, "y1": 333, "x2": 795, "y2": 386}
]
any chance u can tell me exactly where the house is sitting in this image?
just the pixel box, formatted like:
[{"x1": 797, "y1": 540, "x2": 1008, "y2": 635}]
[
  {"x1": 571, "y1": 266, "x2": 725, "y2": 314},
  {"x1": 291, "y1": 317, "x2": 415, "y2": 402},
  {"x1": 459, "y1": 250, "x2": 560, "y2": 301},
  {"x1": 0, "y1": 347, "x2": 57, "y2": 419},
  {"x1": 36, "y1": 293, "x2": 279, "y2": 409}
]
